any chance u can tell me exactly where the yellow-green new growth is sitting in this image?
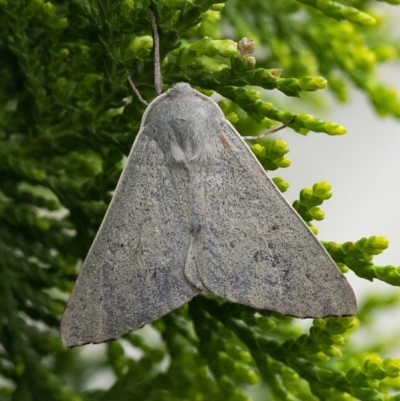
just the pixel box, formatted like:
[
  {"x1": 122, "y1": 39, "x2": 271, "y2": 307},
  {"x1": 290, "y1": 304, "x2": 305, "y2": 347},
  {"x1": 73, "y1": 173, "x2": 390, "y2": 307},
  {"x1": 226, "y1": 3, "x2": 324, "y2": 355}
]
[
  {"x1": 250, "y1": 140, "x2": 291, "y2": 171},
  {"x1": 296, "y1": 0, "x2": 376, "y2": 26},
  {"x1": 272, "y1": 177, "x2": 290, "y2": 193},
  {"x1": 293, "y1": 181, "x2": 333, "y2": 224}
]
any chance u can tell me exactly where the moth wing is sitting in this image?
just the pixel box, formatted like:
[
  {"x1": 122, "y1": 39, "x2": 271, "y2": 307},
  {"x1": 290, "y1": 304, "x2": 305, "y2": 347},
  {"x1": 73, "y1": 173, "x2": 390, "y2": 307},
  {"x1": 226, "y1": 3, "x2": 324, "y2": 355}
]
[
  {"x1": 61, "y1": 126, "x2": 198, "y2": 347},
  {"x1": 188, "y1": 119, "x2": 356, "y2": 318}
]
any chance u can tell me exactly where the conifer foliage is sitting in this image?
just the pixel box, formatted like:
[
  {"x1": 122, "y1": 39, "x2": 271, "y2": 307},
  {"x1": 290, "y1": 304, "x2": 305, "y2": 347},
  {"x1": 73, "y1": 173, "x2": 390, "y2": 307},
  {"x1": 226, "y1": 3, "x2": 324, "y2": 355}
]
[{"x1": 1, "y1": 0, "x2": 400, "y2": 400}]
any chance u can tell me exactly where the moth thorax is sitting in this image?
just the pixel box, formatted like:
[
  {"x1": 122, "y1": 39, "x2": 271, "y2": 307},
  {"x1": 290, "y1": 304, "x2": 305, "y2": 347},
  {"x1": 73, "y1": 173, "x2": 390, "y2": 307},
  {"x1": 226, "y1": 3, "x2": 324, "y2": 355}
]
[{"x1": 165, "y1": 118, "x2": 219, "y2": 165}]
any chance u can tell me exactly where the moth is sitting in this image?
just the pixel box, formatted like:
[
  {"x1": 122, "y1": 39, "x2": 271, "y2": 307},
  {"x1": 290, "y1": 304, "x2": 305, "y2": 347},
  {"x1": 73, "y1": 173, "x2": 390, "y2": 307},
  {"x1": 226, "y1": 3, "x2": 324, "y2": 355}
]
[{"x1": 60, "y1": 15, "x2": 356, "y2": 348}]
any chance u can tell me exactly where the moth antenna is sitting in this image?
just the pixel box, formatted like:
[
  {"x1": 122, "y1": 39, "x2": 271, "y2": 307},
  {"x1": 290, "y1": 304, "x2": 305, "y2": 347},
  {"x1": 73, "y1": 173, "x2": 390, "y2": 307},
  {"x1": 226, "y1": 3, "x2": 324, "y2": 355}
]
[
  {"x1": 245, "y1": 116, "x2": 297, "y2": 140},
  {"x1": 150, "y1": 9, "x2": 163, "y2": 95},
  {"x1": 127, "y1": 75, "x2": 149, "y2": 106}
]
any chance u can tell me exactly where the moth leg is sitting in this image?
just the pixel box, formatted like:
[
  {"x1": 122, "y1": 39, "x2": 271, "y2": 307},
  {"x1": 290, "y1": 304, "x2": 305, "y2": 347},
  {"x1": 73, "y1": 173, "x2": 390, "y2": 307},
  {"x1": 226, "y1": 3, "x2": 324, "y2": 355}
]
[
  {"x1": 244, "y1": 116, "x2": 297, "y2": 140},
  {"x1": 127, "y1": 76, "x2": 149, "y2": 106}
]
